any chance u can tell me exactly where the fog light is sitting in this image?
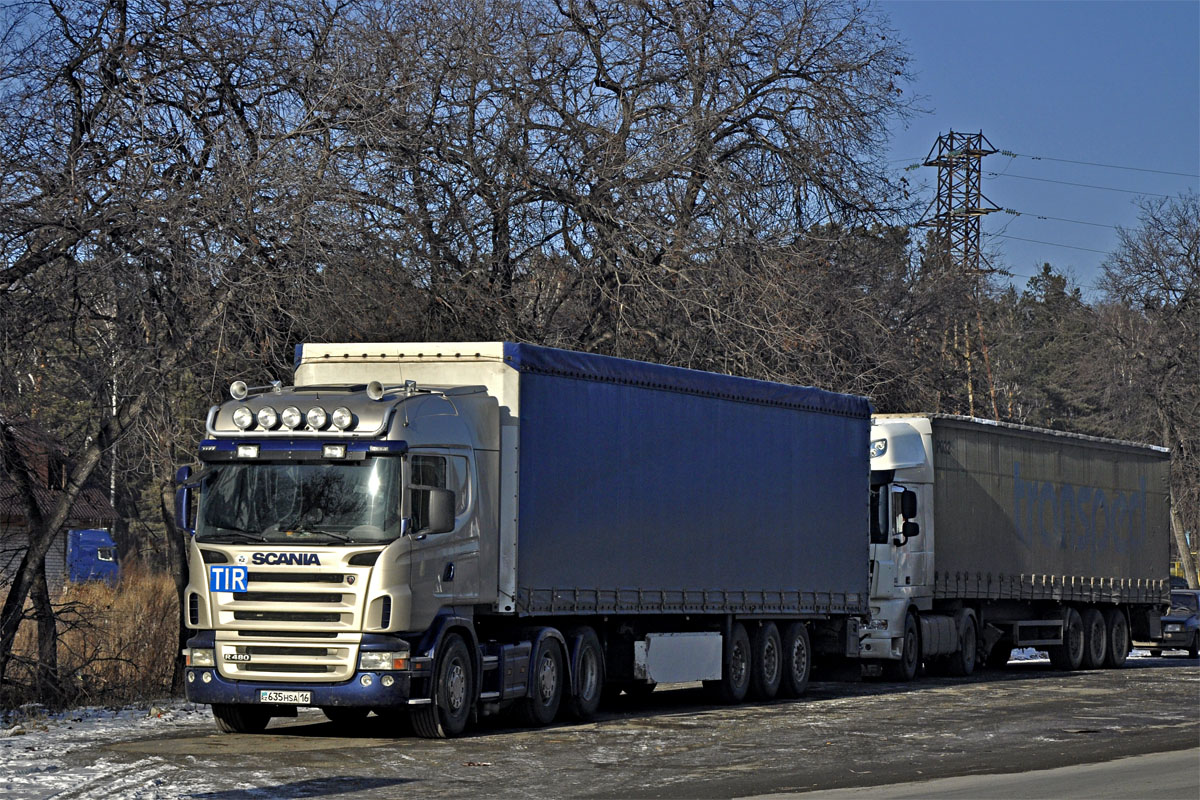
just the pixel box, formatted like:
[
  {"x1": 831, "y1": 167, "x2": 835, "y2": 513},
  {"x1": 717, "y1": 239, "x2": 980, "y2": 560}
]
[
  {"x1": 360, "y1": 674, "x2": 374, "y2": 687},
  {"x1": 381, "y1": 675, "x2": 394, "y2": 687},
  {"x1": 201, "y1": 671, "x2": 213, "y2": 683},
  {"x1": 187, "y1": 671, "x2": 196, "y2": 683},
  {"x1": 323, "y1": 443, "x2": 347, "y2": 459}
]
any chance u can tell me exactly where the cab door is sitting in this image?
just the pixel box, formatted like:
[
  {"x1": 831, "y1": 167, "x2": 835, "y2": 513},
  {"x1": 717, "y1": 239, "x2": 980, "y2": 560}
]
[{"x1": 405, "y1": 451, "x2": 478, "y2": 629}]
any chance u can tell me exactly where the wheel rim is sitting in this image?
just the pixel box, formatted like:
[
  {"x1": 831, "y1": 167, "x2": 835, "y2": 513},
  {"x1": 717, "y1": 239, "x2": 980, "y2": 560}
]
[
  {"x1": 791, "y1": 636, "x2": 809, "y2": 683},
  {"x1": 445, "y1": 659, "x2": 467, "y2": 712},
  {"x1": 579, "y1": 649, "x2": 599, "y2": 700},
  {"x1": 731, "y1": 640, "x2": 748, "y2": 687},
  {"x1": 537, "y1": 652, "x2": 558, "y2": 704},
  {"x1": 763, "y1": 637, "x2": 779, "y2": 684}
]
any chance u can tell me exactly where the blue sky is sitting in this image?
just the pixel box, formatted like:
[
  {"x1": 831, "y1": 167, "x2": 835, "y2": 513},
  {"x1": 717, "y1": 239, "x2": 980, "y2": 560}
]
[{"x1": 878, "y1": 0, "x2": 1200, "y2": 297}]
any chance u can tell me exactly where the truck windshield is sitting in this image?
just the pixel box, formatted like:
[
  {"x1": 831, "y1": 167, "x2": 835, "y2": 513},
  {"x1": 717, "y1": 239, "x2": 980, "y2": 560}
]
[{"x1": 195, "y1": 459, "x2": 401, "y2": 544}]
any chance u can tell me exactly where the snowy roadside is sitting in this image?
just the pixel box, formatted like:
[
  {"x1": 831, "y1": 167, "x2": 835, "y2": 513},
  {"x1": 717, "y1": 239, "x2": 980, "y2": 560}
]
[{"x1": 0, "y1": 701, "x2": 216, "y2": 799}]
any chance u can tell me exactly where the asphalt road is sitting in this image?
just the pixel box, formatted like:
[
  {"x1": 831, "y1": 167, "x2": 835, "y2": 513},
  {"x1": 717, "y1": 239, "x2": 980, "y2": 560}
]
[{"x1": 86, "y1": 655, "x2": 1200, "y2": 799}]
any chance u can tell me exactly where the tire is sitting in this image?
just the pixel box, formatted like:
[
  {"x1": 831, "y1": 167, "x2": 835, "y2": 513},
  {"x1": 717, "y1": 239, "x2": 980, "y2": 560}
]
[
  {"x1": 1049, "y1": 608, "x2": 1085, "y2": 671},
  {"x1": 712, "y1": 622, "x2": 751, "y2": 703},
  {"x1": 411, "y1": 633, "x2": 473, "y2": 739},
  {"x1": 1080, "y1": 608, "x2": 1107, "y2": 670},
  {"x1": 1103, "y1": 609, "x2": 1130, "y2": 668},
  {"x1": 565, "y1": 627, "x2": 605, "y2": 720},
  {"x1": 947, "y1": 615, "x2": 978, "y2": 677},
  {"x1": 519, "y1": 635, "x2": 564, "y2": 726},
  {"x1": 321, "y1": 706, "x2": 370, "y2": 726},
  {"x1": 778, "y1": 623, "x2": 811, "y2": 698},
  {"x1": 884, "y1": 613, "x2": 920, "y2": 682},
  {"x1": 211, "y1": 703, "x2": 270, "y2": 734},
  {"x1": 749, "y1": 623, "x2": 782, "y2": 700}
]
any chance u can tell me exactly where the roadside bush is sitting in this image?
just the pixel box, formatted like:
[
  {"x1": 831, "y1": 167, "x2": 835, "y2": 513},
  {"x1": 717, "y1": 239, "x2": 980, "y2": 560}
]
[{"x1": 4, "y1": 564, "x2": 178, "y2": 708}]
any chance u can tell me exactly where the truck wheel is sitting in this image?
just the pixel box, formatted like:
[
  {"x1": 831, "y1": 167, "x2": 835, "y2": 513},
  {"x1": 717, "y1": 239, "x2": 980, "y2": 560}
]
[
  {"x1": 947, "y1": 616, "x2": 977, "y2": 677},
  {"x1": 749, "y1": 622, "x2": 782, "y2": 700},
  {"x1": 1103, "y1": 609, "x2": 1130, "y2": 668},
  {"x1": 412, "y1": 633, "x2": 473, "y2": 739},
  {"x1": 1080, "y1": 608, "x2": 1107, "y2": 669},
  {"x1": 778, "y1": 623, "x2": 811, "y2": 698},
  {"x1": 566, "y1": 627, "x2": 605, "y2": 720},
  {"x1": 884, "y1": 614, "x2": 920, "y2": 682},
  {"x1": 211, "y1": 703, "x2": 270, "y2": 734},
  {"x1": 520, "y1": 636, "x2": 564, "y2": 726},
  {"x1": 1049, "y1": 608, "x2": 1085, "y2": 671},
  {"x1": 321, "y1": 707, "x2": 370, "y2": 726},
  {"x1": 714, "y1": 622, "x2": 752, "y2": 703}
]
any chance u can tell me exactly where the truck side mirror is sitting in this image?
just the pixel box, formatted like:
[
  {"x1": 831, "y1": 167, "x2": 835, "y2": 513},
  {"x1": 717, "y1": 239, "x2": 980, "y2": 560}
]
[
  {"x1": 901, "y1": 489, "x2": 918, "y2": 520},
  {"x1": 902, "y1": 520, "x2": 920, "y2": 538},
  {"x1": 425, "y1": 488, "x2": 456, "y2": 535},
  {"x1": 174, "y1": 466, "x2": 194, "y2": 533}
]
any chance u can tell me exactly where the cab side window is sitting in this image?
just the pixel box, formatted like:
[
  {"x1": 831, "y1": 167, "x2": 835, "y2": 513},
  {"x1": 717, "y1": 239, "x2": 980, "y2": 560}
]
[{"x1": 409, "y1": 454, "x2": 470, "y2": 532}]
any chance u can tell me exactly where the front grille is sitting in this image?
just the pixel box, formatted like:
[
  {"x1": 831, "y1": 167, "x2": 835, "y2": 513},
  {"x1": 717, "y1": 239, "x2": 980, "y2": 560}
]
[
  {"x1": 233, "y1": 592, "x2": 343, "y2": 603},
  {"x1": 244, "y1": 645, "x2": 330, "y2": 657},
  {"x1": 247, "y1": 571, "x2": 344, "y2": 584},
  {"x1": 236, "y1": 629, "x2": 339, "y2": 638},
  {"x1": 233, "y1": 611, "x2": 341, "y2": 623},
  {"x1": 239, "y1": 663, "x2": 335, "y2": 674}
]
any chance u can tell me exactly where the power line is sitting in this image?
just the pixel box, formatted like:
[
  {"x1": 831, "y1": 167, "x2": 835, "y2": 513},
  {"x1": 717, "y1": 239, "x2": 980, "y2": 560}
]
[
  {"x1": 988, "y1": 232, "x2": 1108, "y2": 255},
  {"x1": 984, "y1": 172, "x2": 1175, "y2": 198},
  {"x1": 998, "y1": 151, "x2": 1199, "y2": 179},
  {"x1": 1000, "y1": 209, "x2": 1118, "y2": 230}
]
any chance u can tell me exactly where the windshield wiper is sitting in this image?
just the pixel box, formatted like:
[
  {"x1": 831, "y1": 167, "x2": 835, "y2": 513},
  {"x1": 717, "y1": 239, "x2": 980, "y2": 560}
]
[
  {"x1": 198, "y1": 528, "x2": 269, "y2": 543},
  {"x1": 284, "y1": 526, "x2": 352, "y2": 543}
]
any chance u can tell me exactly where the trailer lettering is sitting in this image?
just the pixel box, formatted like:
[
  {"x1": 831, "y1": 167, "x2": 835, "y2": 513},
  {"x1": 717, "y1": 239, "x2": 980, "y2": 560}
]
[{"x1": 1012, "y1": 463, "x2": 1146, "y2": 555}]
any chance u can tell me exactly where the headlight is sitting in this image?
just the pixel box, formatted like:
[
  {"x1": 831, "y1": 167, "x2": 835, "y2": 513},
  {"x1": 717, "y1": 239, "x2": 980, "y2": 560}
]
[
  {"x1": 1165, "y1": 623, "x2": 1182, "y2": 632},
  {"x1": 281, "y1": 406, "x2": 303, "y2": 429},
  {"x1": 306, "y1": 406, "x2": 328, "y2": 429},
  {"x1": 257, "y1": 406, "x2": 279, "y2": 429},
  {"x1": 870, "y1": 438, "x2": 888, "y2": 458},
  {"x1": 232, "y1": 406, "x2": 254, "y2": 430},
  {"x1": 359, "y1": 650, "x2": 409, "y2": 671},
  {"x1": 331, "y1": 407, "x2": 354, "y2": 430},
  {"x1": 188, "y1": 648, "x2": 215, "y2": 667},
  {"x1": 863, "y1": 618, "x2": 889, "y2": 632}
]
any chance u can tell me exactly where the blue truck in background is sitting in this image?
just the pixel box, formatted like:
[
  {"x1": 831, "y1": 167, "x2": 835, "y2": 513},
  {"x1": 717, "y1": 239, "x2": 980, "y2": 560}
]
[
  {"x1": 177, "y1": 342, "x2": 870, "y2": 737},
  {"x1": 67, "y1": 528, "x2": 119, "y2": 586}
]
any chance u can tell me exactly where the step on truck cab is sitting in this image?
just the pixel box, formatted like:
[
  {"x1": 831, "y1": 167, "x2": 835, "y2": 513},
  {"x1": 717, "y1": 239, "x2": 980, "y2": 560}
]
[
  {"x1": 178, "y1": 343, "x2": 871, "y2": 736},
  {"x1": 862, "y1": 414, "x2": 1171, "y2": 679}
]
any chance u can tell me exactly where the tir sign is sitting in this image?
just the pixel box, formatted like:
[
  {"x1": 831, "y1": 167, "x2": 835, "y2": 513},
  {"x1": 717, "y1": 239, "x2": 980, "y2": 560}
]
[{"x1": 209, "y1": 565, "x2": 248, "y2": 593}]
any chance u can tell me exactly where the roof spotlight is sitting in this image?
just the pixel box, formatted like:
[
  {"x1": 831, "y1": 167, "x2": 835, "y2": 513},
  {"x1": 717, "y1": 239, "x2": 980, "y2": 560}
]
[
  {"x1": 331, "y1": 407, "x2": 354, "y2": 430},
  {"x1": 306, "y1": 407, "x2": 328, "y2": 429},
  {"x1": 281, "y1": 406, "x2": 303, "y2": 429},
  {"x1": 232, "y1": 406, "x2": 254, "y2": 430},
  {"x1": 257, "y1": 406, "x2": 279, "y2": 429}
]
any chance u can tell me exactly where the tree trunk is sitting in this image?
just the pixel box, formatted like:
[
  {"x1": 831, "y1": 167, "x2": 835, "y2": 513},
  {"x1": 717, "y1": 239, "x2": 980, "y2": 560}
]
[
  {"x1": 161, "y1": 482, "x2": 191, "y2": 694},
  {"x1": 31, "y1": 566, "x2": 61, "y2": 707},
  {"x1": 1171, "y1": 498, "x2": 1199, "y2": 589}
]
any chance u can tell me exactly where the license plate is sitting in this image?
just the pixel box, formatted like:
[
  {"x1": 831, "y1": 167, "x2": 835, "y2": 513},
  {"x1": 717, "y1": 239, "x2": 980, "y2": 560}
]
[{"x1": 259, "y1": 690, "x2": 311, "y2": 705}]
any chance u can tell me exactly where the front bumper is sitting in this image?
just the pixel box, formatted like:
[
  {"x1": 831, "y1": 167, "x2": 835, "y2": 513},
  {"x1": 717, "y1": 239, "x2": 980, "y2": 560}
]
[
  {"x1": 184, "y1": 665, "x2": 416, "y2": 708},
  {"x1": 184, "y1": 631, "x2": 428, "y2": 708}
]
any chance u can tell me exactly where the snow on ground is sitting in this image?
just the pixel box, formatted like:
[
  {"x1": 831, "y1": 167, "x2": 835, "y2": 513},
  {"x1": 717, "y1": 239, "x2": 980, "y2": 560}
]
[{"x1": 0, "y1": 701, "x2": 217, "y2": 799}]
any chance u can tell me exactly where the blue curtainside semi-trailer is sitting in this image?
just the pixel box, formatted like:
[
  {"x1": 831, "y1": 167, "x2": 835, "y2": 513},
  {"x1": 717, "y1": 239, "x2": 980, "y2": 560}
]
[{"x1": 178, "y1": 343, "x2": 871, "y2": 737}]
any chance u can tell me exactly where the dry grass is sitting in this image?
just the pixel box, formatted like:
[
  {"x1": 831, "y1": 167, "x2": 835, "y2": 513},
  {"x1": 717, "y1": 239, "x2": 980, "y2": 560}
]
[{"x1": 5, "y1": 564, "x2": 180, "y2": 708}]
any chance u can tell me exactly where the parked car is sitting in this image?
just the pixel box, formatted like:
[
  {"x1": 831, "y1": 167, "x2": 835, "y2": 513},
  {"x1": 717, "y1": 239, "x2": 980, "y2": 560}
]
[{"x1": 1149, "y1": 589, "x2": 1200, "y2": 658}]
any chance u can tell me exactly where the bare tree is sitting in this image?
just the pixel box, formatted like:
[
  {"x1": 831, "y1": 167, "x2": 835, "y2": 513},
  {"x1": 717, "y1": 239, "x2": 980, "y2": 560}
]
[{"x1": 1098, "y1": 192, "x2": 1199, "y2": 587}]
